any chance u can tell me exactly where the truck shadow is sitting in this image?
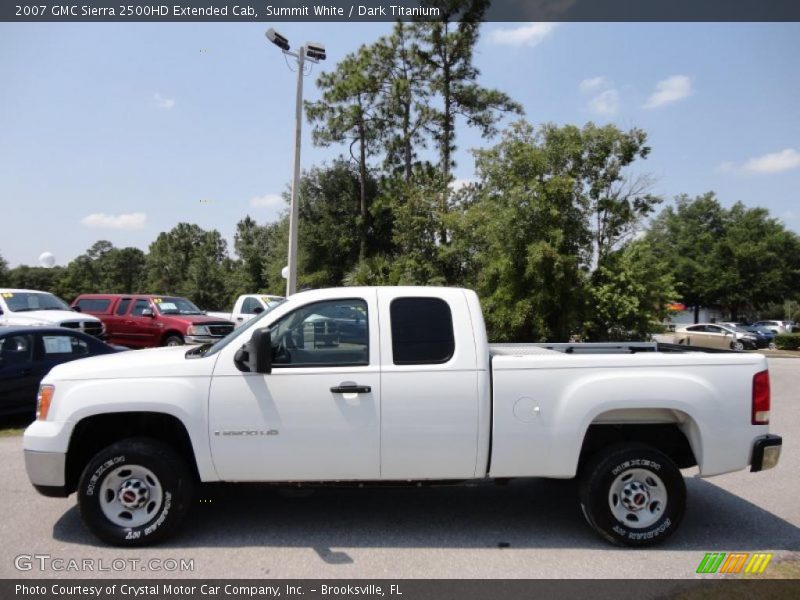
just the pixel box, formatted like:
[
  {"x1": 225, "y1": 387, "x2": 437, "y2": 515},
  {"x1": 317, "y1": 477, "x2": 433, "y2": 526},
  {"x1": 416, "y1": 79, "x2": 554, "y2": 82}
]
[{"x1": 52, "y1": 477, "x2": 800, "y2": 553}]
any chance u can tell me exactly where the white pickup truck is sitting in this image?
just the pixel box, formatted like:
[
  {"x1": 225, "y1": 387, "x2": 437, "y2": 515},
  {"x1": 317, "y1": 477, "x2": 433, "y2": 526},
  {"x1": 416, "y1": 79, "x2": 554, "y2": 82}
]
[
  {"x1": 206, "y1": 294, "x2": 284, "y2": 329},
  {"x1": 23, "y1": 286, "x2": 782, "y2": 547},
  {"x1": 0, "y1": 288, "x2": 104, "y2": 337}
]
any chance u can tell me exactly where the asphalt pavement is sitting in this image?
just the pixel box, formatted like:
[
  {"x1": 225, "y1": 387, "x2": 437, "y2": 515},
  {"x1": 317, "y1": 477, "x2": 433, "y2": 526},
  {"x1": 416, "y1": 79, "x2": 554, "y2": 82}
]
[{"x1": 1, "y1": 358, "x2": 798, "y2": 579}]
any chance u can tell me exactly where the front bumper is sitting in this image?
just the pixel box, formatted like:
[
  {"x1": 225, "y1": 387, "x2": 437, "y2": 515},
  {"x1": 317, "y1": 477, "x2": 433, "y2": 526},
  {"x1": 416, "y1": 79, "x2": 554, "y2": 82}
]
[
  {"x1": 751, "y1": 434, "x2": 782, "y2": 472},
  {"x1": 185, "y1": 335, "x2": 226, "y2": 345},
  {"x1": 24, "y1": 449, "x2": 67, "y2": 496}
]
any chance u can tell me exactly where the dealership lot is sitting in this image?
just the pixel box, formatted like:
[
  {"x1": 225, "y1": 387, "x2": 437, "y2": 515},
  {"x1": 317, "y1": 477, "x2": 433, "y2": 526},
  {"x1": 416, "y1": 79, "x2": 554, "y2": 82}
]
[{"x1": 1, "y1": 358, "x2": 798, "y2": 580}]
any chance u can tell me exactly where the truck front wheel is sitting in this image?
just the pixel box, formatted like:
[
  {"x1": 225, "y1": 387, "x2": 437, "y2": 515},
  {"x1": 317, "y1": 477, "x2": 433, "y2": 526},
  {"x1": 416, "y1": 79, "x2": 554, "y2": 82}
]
[
  {"x1": 77, "y1": 438, "x2": 194, "y2": 546},
  {"x1": 163, "y1": 334, "x2": 184, "y2": 346},
  {"x1": 578, "y1": 443, "x2": 685, "y2": 547}
]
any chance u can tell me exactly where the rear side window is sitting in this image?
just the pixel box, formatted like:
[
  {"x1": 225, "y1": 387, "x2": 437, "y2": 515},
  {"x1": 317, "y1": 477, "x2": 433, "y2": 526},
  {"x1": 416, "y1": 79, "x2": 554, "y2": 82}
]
[
  {"x1": 242, "y1": 297, "x2": 260, "y2": 314},
  {"x1": 116, "y1": 298, "x2": 131, "y2": 315},
  {"x1": 390, "y1": 297, "x2": 455, "y2": 365},
  {"x1": 75, "y1": 298, "x2": 111, "y2": 313}
]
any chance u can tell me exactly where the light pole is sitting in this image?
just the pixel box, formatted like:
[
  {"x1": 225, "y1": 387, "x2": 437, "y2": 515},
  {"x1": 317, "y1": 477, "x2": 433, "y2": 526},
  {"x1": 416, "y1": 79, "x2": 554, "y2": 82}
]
[{"x1": 265, "y1": 28, "x2": 326, "y2": 296}]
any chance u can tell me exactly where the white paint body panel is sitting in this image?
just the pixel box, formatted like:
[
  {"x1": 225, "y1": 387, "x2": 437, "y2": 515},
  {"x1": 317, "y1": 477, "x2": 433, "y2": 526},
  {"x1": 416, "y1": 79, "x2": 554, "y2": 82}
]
[{"x1": 23, "y1": 286, "x2": 771, "y2": 486}]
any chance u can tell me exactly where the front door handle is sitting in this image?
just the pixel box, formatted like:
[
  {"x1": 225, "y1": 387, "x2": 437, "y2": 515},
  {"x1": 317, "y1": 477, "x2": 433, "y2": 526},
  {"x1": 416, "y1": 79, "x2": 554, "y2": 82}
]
[{"x1": 330, "y1": 385, "x2": 371, "y2": 394}]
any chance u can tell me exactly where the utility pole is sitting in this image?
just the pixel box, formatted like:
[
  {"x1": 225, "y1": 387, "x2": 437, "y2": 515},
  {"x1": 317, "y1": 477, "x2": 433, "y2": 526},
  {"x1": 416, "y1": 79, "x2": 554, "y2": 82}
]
[{"x1": 265, "y1": 29, "x2": 326, "y2": 296}]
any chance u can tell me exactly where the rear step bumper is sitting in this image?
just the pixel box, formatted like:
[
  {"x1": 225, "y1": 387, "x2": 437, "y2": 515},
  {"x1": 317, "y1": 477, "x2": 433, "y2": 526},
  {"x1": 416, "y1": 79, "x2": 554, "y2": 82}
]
[{"x1": 751, "y1": 434, "x2": 782, "y2": 472}]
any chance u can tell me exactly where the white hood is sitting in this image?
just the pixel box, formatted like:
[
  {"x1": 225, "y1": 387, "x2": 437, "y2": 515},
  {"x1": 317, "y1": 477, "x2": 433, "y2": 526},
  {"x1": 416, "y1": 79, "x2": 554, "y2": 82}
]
[
  {"x1": 45, "y1": 345, "x2": 217, "y2": 381},
  {"x1": 2, "y1": 309, "x2": 101, "y2": 327}
]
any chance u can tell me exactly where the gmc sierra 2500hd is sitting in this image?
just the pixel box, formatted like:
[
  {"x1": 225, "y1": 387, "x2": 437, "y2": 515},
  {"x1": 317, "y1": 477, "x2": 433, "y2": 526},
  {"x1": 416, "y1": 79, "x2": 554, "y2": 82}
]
[{"x1": 23, "y1": 287, "x2": 782, "y2": 546}]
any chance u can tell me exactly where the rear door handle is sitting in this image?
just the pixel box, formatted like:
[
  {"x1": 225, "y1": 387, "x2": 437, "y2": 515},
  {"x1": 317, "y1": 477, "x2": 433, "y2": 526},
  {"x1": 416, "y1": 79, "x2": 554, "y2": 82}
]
[{"x1": 330, "y1": 385, "x2": 371, "y2": 394}]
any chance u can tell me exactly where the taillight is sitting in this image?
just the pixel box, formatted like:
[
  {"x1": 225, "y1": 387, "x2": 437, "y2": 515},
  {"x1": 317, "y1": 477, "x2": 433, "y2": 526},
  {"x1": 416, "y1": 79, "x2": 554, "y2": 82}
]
[{"x1": 752, "y1": 370, "x2": 770, "y2": 425}]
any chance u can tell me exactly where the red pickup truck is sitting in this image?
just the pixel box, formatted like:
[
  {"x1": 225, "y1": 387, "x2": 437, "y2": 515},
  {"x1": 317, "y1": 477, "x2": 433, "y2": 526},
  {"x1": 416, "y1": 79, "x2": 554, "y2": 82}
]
[{"x1": 71, "y1": 294, "x2": 234, "y2": 348}]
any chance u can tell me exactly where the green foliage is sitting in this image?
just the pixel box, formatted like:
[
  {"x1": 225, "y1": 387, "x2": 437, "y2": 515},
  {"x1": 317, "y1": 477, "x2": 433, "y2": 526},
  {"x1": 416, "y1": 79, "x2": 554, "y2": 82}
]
[
  {"x1": 145, "y1": 223, "x2": 232, "y2": 310},
  {"x1": 5, "y1": 265, "x2": 66, "y2": 295},
  {"x1": 452, "y1": 120, "x2": 659, "y2": 341},
  {"x1": 297, "y1": 160, "x2": 382, "y2": 287},
  {"x1": 0, "y1": 251, "x2": 8, "y2": 286},
  {"x1": 585, "y1": 241, "x2": 676, "y2": 341},
  {"x1": 646, "y1": 194, "x2": 800, "y2": 320},
  {"x1": 774, "y1": 334, "x2": 800, "y2": 351}
]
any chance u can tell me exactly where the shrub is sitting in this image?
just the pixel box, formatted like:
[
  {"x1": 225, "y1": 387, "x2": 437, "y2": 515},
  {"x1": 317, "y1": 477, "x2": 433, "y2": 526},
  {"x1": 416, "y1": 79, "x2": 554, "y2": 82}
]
[{"x1": 774, "y1": 334, "x2": 800, "y2": 351}]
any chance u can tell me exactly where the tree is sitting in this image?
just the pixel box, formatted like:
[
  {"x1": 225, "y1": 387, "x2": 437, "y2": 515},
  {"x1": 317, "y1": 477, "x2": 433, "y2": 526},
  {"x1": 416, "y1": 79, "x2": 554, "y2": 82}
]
[
  {"x1": 306, "y1": 45, "x2": 385, "y2": 259},
  {"x1": 374, "y1": 22, "x2": 434, "y2": 182},
  {"x1": 5, "y1": 265, "x2": 65, "y2": 295},
  {"x1": 0, "y1": 251, "x2": 8, "y2": 286},
  {"x1": 412, "y1": 0, "x2": 523, "y2": 242},
  {"x1": 646, "y1": 194, "x2": 800, "y2": 321},
  {"x1": 146, "y1": 223, "x2": 232, "y2": 309},
  {"x1": 454, "y1": 122, "x2": 591, "y2": 341},
  {"x1": 645, "y1": 193, "x2": 728, "y2": 323},
  {"x1": 296, "y1": 160, "x2": 384, "y2": 288},
  {"x1": 232, "y1": 215, "x2": 276, "y2": 293},
  {"x1": 452, "y1": 120, "x2": 662, "y2": 341},
  {"x1": 585, "y1": 241, "x2": 676, "y2": 340}
]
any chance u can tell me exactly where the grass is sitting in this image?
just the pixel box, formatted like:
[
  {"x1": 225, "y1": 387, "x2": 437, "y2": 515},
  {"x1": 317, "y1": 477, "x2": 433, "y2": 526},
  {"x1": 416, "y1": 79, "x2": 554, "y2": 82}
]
[{"x1": 0, "y1": 414, "x2": 33, "y2": 437}]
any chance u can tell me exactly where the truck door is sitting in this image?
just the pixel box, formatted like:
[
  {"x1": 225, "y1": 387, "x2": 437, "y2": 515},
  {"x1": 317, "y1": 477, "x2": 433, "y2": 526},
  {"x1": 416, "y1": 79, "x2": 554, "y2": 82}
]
[
  {"x1": 377, "y1": 290, "x2": 481, "y2": 479},
  {"x1": 208, "y1": 291, "x2": 380, "y2": 481},
  {"x1": 105, "y1": 297, "x2": 130, "y2": 344},
  {"x1": 124, "y1": 298, "x2": 161, "y2": 347}
]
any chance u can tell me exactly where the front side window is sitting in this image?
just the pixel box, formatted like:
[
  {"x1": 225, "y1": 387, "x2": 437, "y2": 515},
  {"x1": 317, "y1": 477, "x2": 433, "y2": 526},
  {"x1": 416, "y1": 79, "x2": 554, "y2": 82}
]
[
  {"x1": 131, "y1": 299, "x2": 151, "y2": 316},
  {"x1": 269, "y1": 299, "x2": 369, "y2": 367},
  {"x1": 390, "y1": 297, "x2": 455, "y2": 365},
  {"x1": 0, "y1": 334, "x2": 34, "y2": 367}
]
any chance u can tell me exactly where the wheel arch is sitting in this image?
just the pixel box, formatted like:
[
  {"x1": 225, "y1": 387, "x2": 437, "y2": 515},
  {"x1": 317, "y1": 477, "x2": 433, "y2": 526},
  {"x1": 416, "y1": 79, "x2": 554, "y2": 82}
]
[{"x1": 65, "y1": 412, "x2": 200, "y2": 495}]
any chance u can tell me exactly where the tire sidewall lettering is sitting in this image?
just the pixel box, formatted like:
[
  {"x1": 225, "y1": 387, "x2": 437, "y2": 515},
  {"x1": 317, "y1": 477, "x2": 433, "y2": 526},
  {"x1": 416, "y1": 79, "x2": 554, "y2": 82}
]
[{"x1": 85, "y1": 455, "x2": 126, "y2": 497}]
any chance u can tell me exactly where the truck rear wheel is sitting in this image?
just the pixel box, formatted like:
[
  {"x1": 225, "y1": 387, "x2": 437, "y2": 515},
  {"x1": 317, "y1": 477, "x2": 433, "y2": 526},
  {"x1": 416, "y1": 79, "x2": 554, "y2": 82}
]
[
  {"x1": 77, "y1": 438, "x2": 194, "y2": 546},
  {"x1": 578, "y1": 443, "x2": 685, "y2": 547}
]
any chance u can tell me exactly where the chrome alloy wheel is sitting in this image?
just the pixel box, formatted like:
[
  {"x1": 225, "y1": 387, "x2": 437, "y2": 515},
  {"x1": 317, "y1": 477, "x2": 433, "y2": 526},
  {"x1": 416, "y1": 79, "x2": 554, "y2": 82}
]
[
  {"x1": 99, "y1": 465, "x2": 163, "y2": 528},
  {"x1": 608, "y1": 468, "x2": 668, "y2": 529}
]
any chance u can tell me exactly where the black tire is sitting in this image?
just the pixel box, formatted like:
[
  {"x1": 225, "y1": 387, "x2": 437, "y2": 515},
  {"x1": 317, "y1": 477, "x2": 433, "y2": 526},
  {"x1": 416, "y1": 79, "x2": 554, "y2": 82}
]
[
  {"x1": 77, "y1": 438, "x2": 194, "y2": 546},
  {"x1": 163, "y1": 334, "x2": 184, "y2": 347},
  {"x1": 579, "y1": 443, "x2": 685, "y2": 547},
  {"x1": 730, "y1": 340, "x2": 745, "y2": 351}
]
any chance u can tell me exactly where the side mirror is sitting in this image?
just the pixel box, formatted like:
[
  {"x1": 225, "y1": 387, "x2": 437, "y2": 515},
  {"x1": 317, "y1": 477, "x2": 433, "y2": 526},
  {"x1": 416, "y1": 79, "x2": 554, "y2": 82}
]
[
  {"x1": 234, "y1": 328, "x2": 272, "y2": 374},
  {"x1": 253, "y1": 306, "x2": 264, "y2": 315},
  {"x1": 72, "y1": 306, "x2": 82, "y2": 312},
  {"x1": 141, "y1": 308, "x2": 154, "y2": 318}
]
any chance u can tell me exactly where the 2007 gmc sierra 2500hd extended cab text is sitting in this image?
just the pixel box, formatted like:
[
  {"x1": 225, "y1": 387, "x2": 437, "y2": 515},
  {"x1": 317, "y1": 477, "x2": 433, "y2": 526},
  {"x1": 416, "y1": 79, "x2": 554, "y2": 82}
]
[{"x1": 23, "y1": 287, "x2": 782, "y2": 547}]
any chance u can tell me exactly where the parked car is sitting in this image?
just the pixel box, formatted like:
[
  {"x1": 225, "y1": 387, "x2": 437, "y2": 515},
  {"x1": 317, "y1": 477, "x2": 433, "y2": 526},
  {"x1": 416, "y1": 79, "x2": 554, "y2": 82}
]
[
  {"x1": 25, "y1": 286, "x2": 781, "y2": 548},
  {"x1": 0, "y1": 289, "x2": 104, "y2": 337},
  {"x1": 753, "y1": 320, "x2": 793, "y2": 335},
  {"x1": 742, "y1": 325, "x2": 778, "y2": 350},
  {"x1": 71, "y1": 294, "x2": 234, "y2": 348},
  {"x1": 206, "y1": 294, "x2": 284, "y2": 329},
  {"x1": 672, "y1": 323, "x2": 759, "y2": 350},
  {"x1": 1, "y1": 327, "x2": 122, "y2": 417}
]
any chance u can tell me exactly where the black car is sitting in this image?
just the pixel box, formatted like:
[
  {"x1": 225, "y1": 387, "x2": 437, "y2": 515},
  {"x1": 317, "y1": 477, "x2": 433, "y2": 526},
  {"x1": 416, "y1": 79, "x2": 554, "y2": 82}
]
[{"x1": 0, "y1": 326, "x2": 123, "y2": 417}]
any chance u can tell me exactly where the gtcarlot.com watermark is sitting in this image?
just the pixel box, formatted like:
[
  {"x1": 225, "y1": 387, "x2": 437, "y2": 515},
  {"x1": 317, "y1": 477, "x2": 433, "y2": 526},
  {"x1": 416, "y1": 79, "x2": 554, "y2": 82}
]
[{"x1": 14, "y1": 554, "x2": 194, "y2": 573}]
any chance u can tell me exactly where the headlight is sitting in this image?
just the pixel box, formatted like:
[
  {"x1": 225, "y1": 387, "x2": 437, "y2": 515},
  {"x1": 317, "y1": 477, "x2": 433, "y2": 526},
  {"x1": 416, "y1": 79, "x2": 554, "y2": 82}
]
[
  {"x1": 187, "y1": 325, "x2": 210, "y2": 336},
  {"x1": 37, "y1": 385, "x2": 55, "y2": 421}
]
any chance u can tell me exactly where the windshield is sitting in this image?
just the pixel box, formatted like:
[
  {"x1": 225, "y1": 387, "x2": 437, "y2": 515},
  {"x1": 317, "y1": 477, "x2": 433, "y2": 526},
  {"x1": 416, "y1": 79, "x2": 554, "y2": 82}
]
[
  {"x1": 192, "y1": 298, "x2": 286, "y2": 358},
  {"x1": 2, "y1": 292, "x2": 70, "y2": 312},
  {"x1": 153, "y1": 296, "x2": 204, "y2": 315}
]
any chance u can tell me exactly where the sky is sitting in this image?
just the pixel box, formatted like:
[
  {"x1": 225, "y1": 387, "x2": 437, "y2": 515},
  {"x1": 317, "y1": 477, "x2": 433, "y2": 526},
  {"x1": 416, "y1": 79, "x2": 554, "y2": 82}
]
[{"x1": 1, "y1": 22, "x2": 799, "y2": 267}]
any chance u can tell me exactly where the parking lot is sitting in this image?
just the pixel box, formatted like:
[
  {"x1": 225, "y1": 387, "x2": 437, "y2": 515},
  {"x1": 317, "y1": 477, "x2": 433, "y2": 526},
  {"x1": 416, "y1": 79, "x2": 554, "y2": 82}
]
[{"x1": 1, "y1": 358, "x2": 798, "y2": 580}]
